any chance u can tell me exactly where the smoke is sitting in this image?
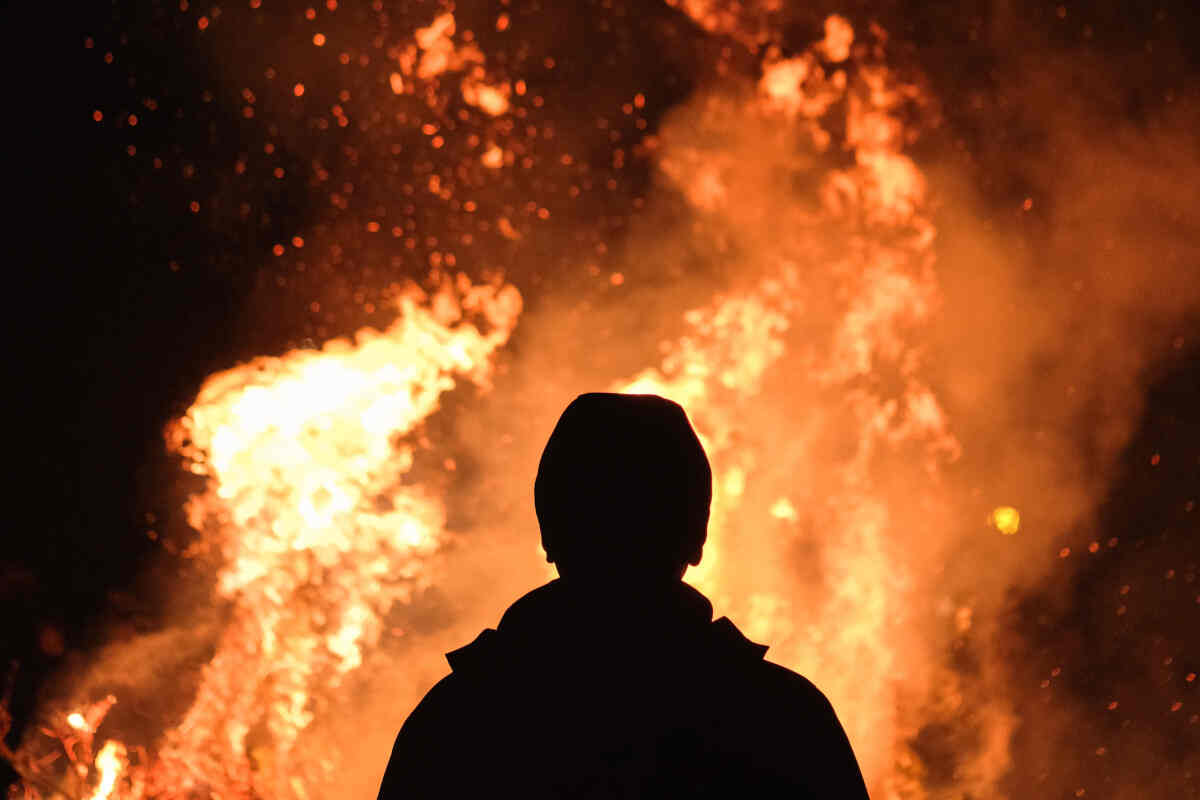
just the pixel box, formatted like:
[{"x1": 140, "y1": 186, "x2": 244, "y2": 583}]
[{"x1": 922, "y1": 24, "x2": 1200, "y2": 798}]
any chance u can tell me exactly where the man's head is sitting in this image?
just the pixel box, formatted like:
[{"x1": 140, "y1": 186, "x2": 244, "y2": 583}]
[{"x1": 534, "y1": 393, "x2": 712, "y2": 584}]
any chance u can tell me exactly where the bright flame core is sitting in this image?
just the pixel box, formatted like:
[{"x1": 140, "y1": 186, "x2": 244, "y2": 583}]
[
  {"x1": 89, "y1": 741, "x2": 128, "y2": 800},
  {"x1": 150, "y1": 278, "x2": 520, "y2": 796}
]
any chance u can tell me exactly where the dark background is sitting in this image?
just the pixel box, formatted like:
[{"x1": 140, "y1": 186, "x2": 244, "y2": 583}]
[{"x1": 6, "y1": 0, "x2": 1198, "y2": 794}]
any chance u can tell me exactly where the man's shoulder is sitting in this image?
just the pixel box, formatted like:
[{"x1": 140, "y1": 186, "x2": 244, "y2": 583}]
[
  {"x1": 752, "y1": 658, "x2": 837, "y2": 712},
  {"x1": 398, "y1": 669, "x2": 478, "y2": 735},
  {"x1": 699, "y1": 620, "x2": 838, "y2": 734},
  {"x1": 708, "y1": 618, "x2": 832, "y2": 706}
]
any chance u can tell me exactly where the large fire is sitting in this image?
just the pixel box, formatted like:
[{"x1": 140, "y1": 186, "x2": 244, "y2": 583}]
[
  {"x1": 14, "y1": 11, "x2": 968, "y2": 800},
  {"x1": 11, "y1": 3, "x2": 1195, "y2": 799}
]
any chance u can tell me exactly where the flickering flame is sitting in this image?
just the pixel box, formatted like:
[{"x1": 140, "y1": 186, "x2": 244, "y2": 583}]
[
  {"x1": 89, "y1": 741, "x2": 128, "y2": 800},
  {"x1": 148, "y1": 277, "x2": 520, "y2": 795},
  {"x1": 613, "y1": 14, "x2": 969, "y2": 791}
]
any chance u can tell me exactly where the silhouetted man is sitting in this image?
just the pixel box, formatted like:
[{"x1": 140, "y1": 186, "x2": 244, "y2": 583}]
[{"x1": 378, "y1": 393, "x2": 869, "y2": 798}]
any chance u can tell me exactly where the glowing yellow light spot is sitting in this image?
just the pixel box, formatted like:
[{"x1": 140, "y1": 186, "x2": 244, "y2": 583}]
[
  {"x1": 480, "y1": 144, "x2": 504, "y2": 169},
  {"x1": 67, "y1": 712, "x2": 88, "y2": 731},
  {"x1": 769, "y1": 497, "x2": 797, "y2": 522},
  {"x1": 312, "y1": 32, "x2": 326, "y2": 46},
  {"x1": 389, "y1": 72, "x2": 404, "y2": 94},
  {"x1": 462, "y1": 81, "x2": 509, "y2": 116},
  {"x1": 989, "y1": 505, "x2": 1020, "y2": 535},
  {"x1": 88, "y1": 741, "x2": 127, "y2": 800},
  {"x1": 819, "y1": 14, "x2": 854, "y2": 62}
]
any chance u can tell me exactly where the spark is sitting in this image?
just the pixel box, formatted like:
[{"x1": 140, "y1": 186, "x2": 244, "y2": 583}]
[{"x1": 990, "y1": 506, "x2": 1021, "y2": 535}]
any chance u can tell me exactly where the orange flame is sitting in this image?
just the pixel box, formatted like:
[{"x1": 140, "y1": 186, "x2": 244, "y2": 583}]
[
  {"x1": 88, "y1": 741, "x2": 129, "y2": 800},
  {"x1": 148, "y1": 277, "x2": 520, "y2": 797}
]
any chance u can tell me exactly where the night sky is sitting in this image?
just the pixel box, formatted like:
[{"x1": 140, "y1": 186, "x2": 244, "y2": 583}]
[{"x1": 6, "y1": 0, "x2": 1199, "y2": 795}]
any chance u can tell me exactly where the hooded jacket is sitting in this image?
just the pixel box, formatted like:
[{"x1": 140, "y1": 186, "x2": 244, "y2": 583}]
[{"x1": 377, "y1": 579, "x2": 869, "y2": 799}]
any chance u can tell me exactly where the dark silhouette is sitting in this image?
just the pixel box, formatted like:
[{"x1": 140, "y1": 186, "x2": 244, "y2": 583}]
[{"x1": 377, "y1": 393, "x2": 870, "y2": 798}]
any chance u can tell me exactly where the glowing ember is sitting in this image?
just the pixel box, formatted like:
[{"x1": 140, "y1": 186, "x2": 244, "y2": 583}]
[
  {"x1": 990, "y1": 506, "x2": 1021, "y2": 536},
  {"x1": 461, "y1": 79, "x2": 510, "y2": 116},
  {"x1": 769, "y1": 498, "x2": 798, "y2": 522},
  {"x1": 480, "y1": 143, "x2": 505, "y2": 169},
  {"x1": 818, "y1": 14, "x2": 855, "y2": 62}
]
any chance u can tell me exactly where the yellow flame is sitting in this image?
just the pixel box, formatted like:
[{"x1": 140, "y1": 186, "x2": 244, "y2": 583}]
[
  {"x1": 613, "y1": 17, "x2": 974, "y2": 794},
  {"x1": 152, "y1": 277, "x2": 521, "y2": 794},
  {"x1": 88, "y1": 740, "x2": 128, "y2": 800}
]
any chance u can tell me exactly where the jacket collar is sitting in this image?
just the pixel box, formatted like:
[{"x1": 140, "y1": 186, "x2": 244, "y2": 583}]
[{"x1": 447, "y1": 579, "x2": 767, "y2": 674}]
